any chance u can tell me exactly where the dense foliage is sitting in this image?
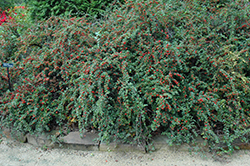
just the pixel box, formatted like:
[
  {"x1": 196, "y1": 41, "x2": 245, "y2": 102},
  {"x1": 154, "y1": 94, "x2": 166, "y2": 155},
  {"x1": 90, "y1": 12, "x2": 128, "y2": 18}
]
[
  {"x1": 28, "y1": 0, "x2": 125, "y2": 21},
  {"x1": 0, "y1": 0, "x2": 28, "y2": 10},
  {"x1": 0, "y1": 0, "x2": 19, "y2": 10},
  {"x1": 1, "y1": 0, "x2": 250, "y2": 154}
]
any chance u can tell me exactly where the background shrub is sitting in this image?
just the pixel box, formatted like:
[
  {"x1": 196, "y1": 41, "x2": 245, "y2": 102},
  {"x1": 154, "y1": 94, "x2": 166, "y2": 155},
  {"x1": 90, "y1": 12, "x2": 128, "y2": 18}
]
[
  {"x1": 27, "y1": 0, "x2": 126, "y2": 21},
  {"x1": 0, "y1": 0, "x2": 250, "y2": 153},
  {"x1": 0, "y1": 0, "x2": 26, "y2": 10}
]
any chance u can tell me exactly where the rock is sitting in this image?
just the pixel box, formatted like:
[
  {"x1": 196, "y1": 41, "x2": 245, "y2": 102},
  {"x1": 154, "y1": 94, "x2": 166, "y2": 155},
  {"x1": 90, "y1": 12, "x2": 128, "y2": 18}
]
[
  {"x1": 99, "y1": 142, "x2": 144, "y2": 152},
  {"x1": 149, "y1": 135, "x2": 209, "y2": 152},
  {"x1": 59, "y1": 131, "x2": 99, "y2": 151},
  {"x1": 26, "y1": 130, "x2": 59, "y2": 147},
  {"x1": 0, "y1": 127, "x2": 27, "y2": 143}
]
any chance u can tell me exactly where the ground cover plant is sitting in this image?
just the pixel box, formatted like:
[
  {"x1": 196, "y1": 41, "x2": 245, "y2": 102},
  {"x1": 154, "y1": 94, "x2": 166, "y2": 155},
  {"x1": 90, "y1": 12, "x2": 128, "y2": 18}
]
[{"x1": 0, "y1": 0, "x2": 250, "y2": 154}]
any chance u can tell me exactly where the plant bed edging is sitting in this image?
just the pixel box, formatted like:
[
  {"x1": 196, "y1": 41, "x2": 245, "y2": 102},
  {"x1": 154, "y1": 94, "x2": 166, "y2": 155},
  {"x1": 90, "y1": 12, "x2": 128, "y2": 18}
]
[
  {"x1": 0, "y1": 127, "x2": 27, "y2": 143},
  {"x1": 2, "y1": 127, "x2": 250, "y2": 153},
  {"x1": 26, "y1": 130, "x2": 60, "y2": 147},
  {"x1": 99, "y1": 142, "x2": 145, "y2": 153},
  {"x1": 150, "y1": 135, "x2": 209, "y2": 152},
  {"x1": 57, "y1": 131, "x2": 99, "y2": 151}
]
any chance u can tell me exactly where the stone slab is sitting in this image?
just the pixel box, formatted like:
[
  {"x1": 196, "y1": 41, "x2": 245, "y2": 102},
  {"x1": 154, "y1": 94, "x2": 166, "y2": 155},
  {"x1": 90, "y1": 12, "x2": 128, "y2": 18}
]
[
  {"x1": 99, "y1": 142, "x2": 145, "y2": 152},
  {"x1": 0, "y1": 128, "x2": 27, "y2": 143},
  {"x1": 151, "y1": 135, "x2": 250, "y2": 152},
  {"x1": 59, "y1": 131, "x2": 99, "y2": 145},
  {"x1": 26, "y1": 130, "x2": 60, "y2": 147},
  {"x1": 59, "y1": 143, "x2": 99, "y2": 151},
  {"x1": 0, "y1": 128, "x2": 12, "y2": 139},
  {"x1": 57, "y1": 131, "x2": 99, "y2": 151},
  {"x1": 216, "y1": 137, "x2": 250, "y2": 151},
  {"x1": 150, "y1": 135, "x2": 209, "y2": 152}
]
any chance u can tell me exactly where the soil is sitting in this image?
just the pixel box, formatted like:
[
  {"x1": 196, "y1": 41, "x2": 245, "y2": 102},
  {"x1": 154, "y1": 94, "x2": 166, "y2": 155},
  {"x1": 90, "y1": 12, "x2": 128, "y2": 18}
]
[{"x1": 1, "y1": 136, "x2": 250, "y2": 166}]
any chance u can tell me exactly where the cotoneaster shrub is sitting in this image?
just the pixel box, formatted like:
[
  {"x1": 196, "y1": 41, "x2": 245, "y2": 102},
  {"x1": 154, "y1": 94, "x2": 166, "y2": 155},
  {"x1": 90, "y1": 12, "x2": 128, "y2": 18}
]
[{"x1": 1, "y1": 0, "x2": 250, "y2": 153}]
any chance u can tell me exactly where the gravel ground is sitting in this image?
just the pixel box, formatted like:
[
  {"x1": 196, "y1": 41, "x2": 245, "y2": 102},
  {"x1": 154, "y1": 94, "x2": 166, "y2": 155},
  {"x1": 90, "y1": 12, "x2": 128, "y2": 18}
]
[{"x1": 1, "y1": 136, "x2": 250, "y2": 166}]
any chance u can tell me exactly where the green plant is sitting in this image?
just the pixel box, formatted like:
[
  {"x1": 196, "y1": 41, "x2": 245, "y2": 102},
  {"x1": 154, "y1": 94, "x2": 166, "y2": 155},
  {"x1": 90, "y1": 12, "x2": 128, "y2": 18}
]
[
  {"x1": 0, "y1": 5, "x2": 34, "y2": 96},
  {"x1": 0, "y1": 0, "x2": 250, "y2": 154},
  {"x1": 27, "y1": 0, "x2": 125, "y2": 21},
  {"x1": 0, "y1": 0, "x2": 23, "y2": 10},
  {"x1": 7, "y1": 6, "x2": 34, "y2": 28},
  {"x1": 41, "y1": 144, "x2": 48, "y2": 151}
]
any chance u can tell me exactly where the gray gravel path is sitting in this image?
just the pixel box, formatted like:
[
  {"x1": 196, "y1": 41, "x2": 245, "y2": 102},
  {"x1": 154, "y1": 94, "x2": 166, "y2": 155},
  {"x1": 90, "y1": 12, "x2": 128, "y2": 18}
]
[{"x1": 1, "y1": 136, "x2": 250, "y2": 166}]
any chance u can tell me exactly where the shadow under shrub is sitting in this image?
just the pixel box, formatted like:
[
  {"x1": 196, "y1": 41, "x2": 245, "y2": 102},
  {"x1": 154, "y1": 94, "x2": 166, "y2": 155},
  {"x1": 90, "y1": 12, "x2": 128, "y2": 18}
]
[{"x1": 1, "y1": 0, "x2": 250, "y2": 153}]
